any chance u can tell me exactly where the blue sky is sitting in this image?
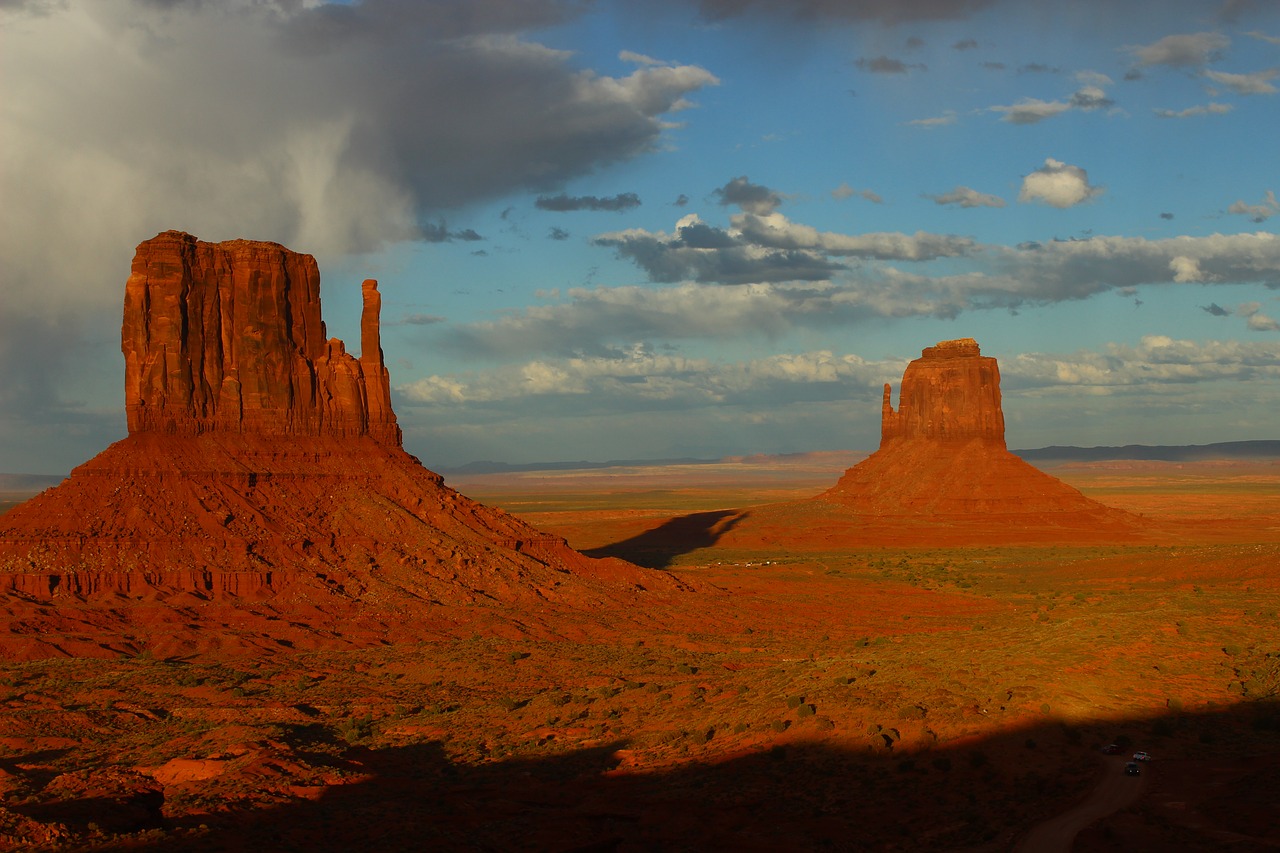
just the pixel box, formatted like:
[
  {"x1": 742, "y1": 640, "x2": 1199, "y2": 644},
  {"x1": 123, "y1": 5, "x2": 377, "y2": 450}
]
[{"x1": 2, "y1": 0, "x2": 1278, "y2": 472}]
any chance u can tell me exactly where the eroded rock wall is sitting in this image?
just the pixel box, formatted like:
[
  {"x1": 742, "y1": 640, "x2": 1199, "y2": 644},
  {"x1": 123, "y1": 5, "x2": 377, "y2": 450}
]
[{"x1": 122, "y1": 231, "x2": 400, "y2": 445}]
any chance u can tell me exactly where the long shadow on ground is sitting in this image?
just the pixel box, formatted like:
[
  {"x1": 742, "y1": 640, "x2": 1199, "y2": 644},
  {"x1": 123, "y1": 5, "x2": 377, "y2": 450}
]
[
  {"x1": 16, "y1": 702, "x2": 1272, "y2": 852},
  {"x1": 585, "y1": 509, "x2": 748, "y2": 568}
]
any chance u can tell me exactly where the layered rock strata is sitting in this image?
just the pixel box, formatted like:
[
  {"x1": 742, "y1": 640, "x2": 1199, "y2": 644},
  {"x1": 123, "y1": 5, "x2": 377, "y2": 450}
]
[{"x1": 0, "y1": 232, "x2": 698, "y2": 660}]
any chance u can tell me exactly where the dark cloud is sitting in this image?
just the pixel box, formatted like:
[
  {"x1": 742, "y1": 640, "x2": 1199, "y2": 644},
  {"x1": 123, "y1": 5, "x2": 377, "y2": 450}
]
[
  {"x1": 1018, "y1": 63, "x2": 1062, "y2": 74},
  {"x1": 953, "y1": 38, "x2": 978, "y2": 50},
  {"x1": 535, "y1": 193, "x2": 642, "y2": 212},
  {"x1": 593, "y1": 227, "x2": 846, "y2": 285},
  {"x1": 674, "y1": 194, "x2": 690, "y2": 207},
  {"x1": 548, "y1": 226, "x2": 571, "y2": 241},
  {"x1": 1161, "y1": 212, "x2": 1175, "y2": 220},
  {"x1": 422, "y1": 222, "x2": 484, "y2": 243},
  {"x1": 906, "y1": 36, "x2": 925, "y2": 49},
  {"x1": 855, "y1": 56, "x2": 927, "y2": 73},
  {"x1": 691, "y1": 0, "x2": 998, "y2": 24},
  {"x1": 1069, "y1": 87, "x2": 1114, "y2": 109},
  {"x1": 1201, "y1": 303, "x2": 1231, "y2": 316},
  {"x1": 714, "y1": 176, "x2": 784, "y2": 214}
]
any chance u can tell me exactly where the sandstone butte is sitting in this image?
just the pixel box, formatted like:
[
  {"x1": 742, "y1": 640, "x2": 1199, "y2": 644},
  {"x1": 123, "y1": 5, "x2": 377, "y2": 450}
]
[
  {"x1": 819, "y1": 338, "x2": 1143, "y2": 528},
  {"x1": 711, "y1": 338, "x2": 1146, "y2": 549},
  {"x1": 0, "y1": 231, "x2": 698, "y2": 661}
]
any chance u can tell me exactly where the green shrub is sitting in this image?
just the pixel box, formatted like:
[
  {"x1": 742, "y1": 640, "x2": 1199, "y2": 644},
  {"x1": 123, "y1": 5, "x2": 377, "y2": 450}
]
[
  {"x1": 786, "y1": 695, "x2": 804, "y2": 708},
  {"x1": 797, "y1": 703, "x2": 816, "y2": 718}
]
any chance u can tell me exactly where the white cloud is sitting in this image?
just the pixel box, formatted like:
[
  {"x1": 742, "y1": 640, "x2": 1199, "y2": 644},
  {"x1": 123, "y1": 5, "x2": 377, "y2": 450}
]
[
  {"x1": 1169, "y1": 255, "x2": 1208, "y2": 283},
  {"x1": 1202, "y1": 68, "x2": 1279, "y2": 95},
  {"x1": 832, "y1": 183, "x2": 884, "y2": 203},
  {"x1": 1018, "y1": 158, "x2": 1104, "y2": 208},
  {"x1": 1127, "y1": 31, "x2": 1230, "y2": 68},
  {"x1": 929, "y1": 186, "x2": 1006, "y2": 208},
  {"x1": 731, "y1": 212, "x2": 978, "y2": 260},
  {"x1": 1005, "y1": 336, "x2": 1280, "y2": 387},
  {"x1": 1228, "y1": 190, "x2": 1279, "y2": 223},
  {"x1": 990, "y1": 98, "x2": 1072, "y2": 124},
  {"x1": 1154, "y1": 102, "x2": 1234, "y2": 118},
  {"x1": 906, "y1": 110, "x2": 958, "y2": 128}
]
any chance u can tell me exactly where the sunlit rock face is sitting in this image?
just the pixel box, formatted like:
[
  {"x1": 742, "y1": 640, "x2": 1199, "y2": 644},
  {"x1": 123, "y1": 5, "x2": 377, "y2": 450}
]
[
  {"x1": 122, "y1": 230, "x2": 400, "y2": 446},
  {"x1": 825, "y1": 338, "x2": 1138, "y2": 521},
  {"x1": 880, "y1": 338, "x2": 1005, "y2": 447}
]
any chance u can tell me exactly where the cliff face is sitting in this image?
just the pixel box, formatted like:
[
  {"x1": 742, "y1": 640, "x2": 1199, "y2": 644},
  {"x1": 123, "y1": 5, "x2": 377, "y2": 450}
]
[
  {"x1": 880, "y1": 338, "x2": 1004, "y2": 446},
  {"x1": 122, "y1": 231, "x2": 400, "y2": 445}
]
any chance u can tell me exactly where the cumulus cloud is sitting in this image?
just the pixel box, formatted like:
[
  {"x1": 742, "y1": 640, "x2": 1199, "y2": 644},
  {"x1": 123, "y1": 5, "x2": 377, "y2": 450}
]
[
  {"x1": 535, "y1": 193, "x2": 643, "y2": 212},
  {"x1": 989, "y1": 76, "x2": 1115, "y2": 124},
  {"x1": 1154, "y1": 102, "x2": 1234, "y2": 118},
  {"x1": 1229, "y1": 191, "x2": 1279, "y2": 223},
  {"x1": 1238, "y1": 302, "x2": 1280, "y2": 331},
  {"x1": 731, "y1": 212, "x2": 978, "y2": 260},
  {"x1": 714, "y1": 176, "x2": 785, "y2": 215},
  {"x1": 1018, "y1": 158, "x2": 1104, "y2": 208},
  {"x1": 928, "y1": 186, "x2": 1006, "y2": 208},
  {"x1": 1127, "y1": 31, "x2": 1230, "y2": 67},
  {"x1": 1201, "y1": 303, "x2": 1231, "y2": 316},
  {"x1": 1004, "y1": 336, "x2": 1280, "y2": 388},
  {"x1": 1170, "y1": 255, "x2": 1210, "y2": 283},
  {"x1": 1202, "y1": 67, "x2": 1279, "y2": 94}
]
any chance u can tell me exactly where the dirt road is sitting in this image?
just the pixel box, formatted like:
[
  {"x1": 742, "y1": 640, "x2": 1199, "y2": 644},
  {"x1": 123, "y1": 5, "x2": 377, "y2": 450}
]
[{"x1": 1014, "y1": 756, "x2": 1148, "y2": 852}]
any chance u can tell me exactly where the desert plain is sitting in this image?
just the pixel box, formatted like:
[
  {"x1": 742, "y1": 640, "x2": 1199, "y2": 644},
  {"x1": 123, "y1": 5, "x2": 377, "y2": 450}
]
[{"x1": 0, "y1": 452, "x2": 1277, "y2": 852}]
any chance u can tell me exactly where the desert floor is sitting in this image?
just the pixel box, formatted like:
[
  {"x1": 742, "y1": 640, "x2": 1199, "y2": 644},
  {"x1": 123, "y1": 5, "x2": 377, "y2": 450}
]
[{"x1": 1, "y1": 455, "x2": 1278, "y2": 851}]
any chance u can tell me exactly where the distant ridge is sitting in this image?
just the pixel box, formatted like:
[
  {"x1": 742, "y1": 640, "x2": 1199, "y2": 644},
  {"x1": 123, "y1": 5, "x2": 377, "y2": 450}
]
[
  {"x1": 1016, "y1": 440, "x2": 1280, "y2": 463},
  {"x1": 437, "y1": 457, "x2": 722, "y2": 475}
]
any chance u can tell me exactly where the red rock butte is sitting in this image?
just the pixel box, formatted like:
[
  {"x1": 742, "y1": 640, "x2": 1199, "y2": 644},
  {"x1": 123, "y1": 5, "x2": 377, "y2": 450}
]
[
  {"x1": 820, "y1": 338, "x2": 1140, "y2": 526},
  {"x1": 0, "y1": 232, "x2": 698, "y2": 660}
]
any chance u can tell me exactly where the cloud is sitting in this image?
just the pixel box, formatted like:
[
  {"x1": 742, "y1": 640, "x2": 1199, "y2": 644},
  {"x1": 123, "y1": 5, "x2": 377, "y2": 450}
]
[
  {"x1": 1018, "y1": 63, "x2": 1060, "y2": 74},
  {"x1": 831, "y1": 183, "x2": 883, "y2": 203},
  {"x1": 535, "y1": 193, "x2": 643, "y2": 212},
  {"x1": 398, "y1": 313, "x2": 448, "y2": 326},
  {"x1": 1238, "y1": 302, "x2": 1280, "y2": 331},
  {"x1": 548, "y1": 226, "x2": 572, "y2": 241},
  {"x1": 714, "y1": 176, "x2": 784, "y2": 215},
  {"x1": 1068, "y1": 85, "x2": 1114, "y2": 110},
  {"x1": 953, "y1": 38, "x2": 978, "y2": 50},
  {"x1": 1201, "y1": 303, "x2": 1231, "y2": 316},
  {"x1": 593, "y1": 215, "x2": 847, "y2": 284},
  {"x1": 422, "y1": 222, "x2": 484, "y2": 243},
  {"x1": 1154, "y1": 102, "x2": 1234, "y2": 118},
  {"x1": 1203, "y1": 68, "x2": 1280, "y2": 94},
  {"x1": 854, "y1": 55, "x2": 926, "y2": 73},
  {"x1": 1228, "y1": 191, "x2": 1279, "y2": 223},
  {"x1": 731, "y1": 212, "x2": 978, "y2": 260},
  {"x1": 1018, "y1": 158, "x2": 1104, "y2": 208},
  {"x1": 928, "y1": 186, "x2": 1006, "y2": 208},
  {"x1": 906, "y1": 110, "x2": 958, "y2": 129},
  {"x1": 989, "y1": 98, "x2": 1071, "y2": 124},
  {"x1": 690, "y1": 0, "x2": 999, "y2": 25},
  {"x1": 1246, "y1": 30, "x2": 1280, "y2": 46},
  {"x1": 1127, "y1": 31, "x2": 1230, "y2": 67},
  {"x1": 1004, "y1": 336, "x2": 1280, "y2": 388},
  {"x1": 1170, "y1": 255, "x2": 1209, "y2": 283}
]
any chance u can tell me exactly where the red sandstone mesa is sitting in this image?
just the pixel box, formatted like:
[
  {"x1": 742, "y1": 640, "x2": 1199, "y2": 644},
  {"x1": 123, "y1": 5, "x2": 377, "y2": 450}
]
[{"x1": 0, "y1": 232, "x2": 694, "y2": 660}]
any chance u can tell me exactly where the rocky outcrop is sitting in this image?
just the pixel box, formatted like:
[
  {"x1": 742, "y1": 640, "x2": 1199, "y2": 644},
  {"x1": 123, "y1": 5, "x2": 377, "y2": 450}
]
[
  {"x1": 821, "y1": 339, "x2": 1143, "y2": 530},
  {"x1": 880, "y1": 338, "x2": 1004, "y2": 445},
  {"x1": 122, "y1": 231, "x2": 400, "y2": 445},
  {"x1": 0, "y1": 231, "x2": 703, "y2": 660}
]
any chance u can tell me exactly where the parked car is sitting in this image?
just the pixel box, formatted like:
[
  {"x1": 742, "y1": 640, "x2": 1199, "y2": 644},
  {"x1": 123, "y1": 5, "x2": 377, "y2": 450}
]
[
  {"x1": 1133, "y1": 751, "x2": 1152, "y2": 761},
  {"x1": 1125, "y1": 762, "x2": 1141, "y2": 776},
  {"x1": 1102, "y1": 743, "x2": 1122, "y2": 755}
]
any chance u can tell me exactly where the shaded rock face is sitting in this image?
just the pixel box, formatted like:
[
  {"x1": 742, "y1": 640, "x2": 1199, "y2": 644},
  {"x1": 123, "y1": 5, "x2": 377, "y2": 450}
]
[
  {"x1": 881, "y1": 338, "x2": 1004, "y2": 446},
  {"x1": 823, "y1": 338, "x2": 1141, "y2": 530},
  {"x1": 123, "y1": 231, "x2": 400, "y2": 445},
  {"x1": 0, "y1": 232, "x2": 701, "y2": 661}
]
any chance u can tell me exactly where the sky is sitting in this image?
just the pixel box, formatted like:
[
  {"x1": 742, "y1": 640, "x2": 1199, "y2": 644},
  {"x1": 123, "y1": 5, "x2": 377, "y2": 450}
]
[{"x1": 2, "y1": 0, "x2": 1278, "y2": 473}]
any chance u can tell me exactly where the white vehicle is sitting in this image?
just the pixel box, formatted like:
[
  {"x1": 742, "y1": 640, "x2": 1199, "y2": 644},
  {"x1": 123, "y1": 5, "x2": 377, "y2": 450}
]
[{"x1": 1132, "y1": 751, "x2": 1151, "y2": 762}]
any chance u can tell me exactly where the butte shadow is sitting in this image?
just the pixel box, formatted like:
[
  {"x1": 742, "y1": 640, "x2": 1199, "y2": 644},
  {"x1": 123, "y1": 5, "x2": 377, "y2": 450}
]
[
  {"x1": 0, "y1": 232, "x2": 707, "y2": 661},
  {"x1": 715, "y1": 338, "x2": 1151, "y2": 549}
]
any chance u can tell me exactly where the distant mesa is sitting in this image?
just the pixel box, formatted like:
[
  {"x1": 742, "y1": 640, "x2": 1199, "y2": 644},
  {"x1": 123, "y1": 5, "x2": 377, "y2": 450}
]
[
  {"x1": 821, "y1": 338, "x2": 1141, "y2": 525},
  {"x1": 0, "y1": 231, "x2": 697, "y2": 661}
]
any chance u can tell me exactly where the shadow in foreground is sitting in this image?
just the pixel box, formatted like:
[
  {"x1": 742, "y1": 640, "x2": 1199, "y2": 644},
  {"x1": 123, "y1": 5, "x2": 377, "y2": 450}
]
[
  {"x1": 13, "y1": 701, "x2": 1272, "y2": 852},
  {"x1": 585, "y1": 509, "x2": 748, "y2": 568}
]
